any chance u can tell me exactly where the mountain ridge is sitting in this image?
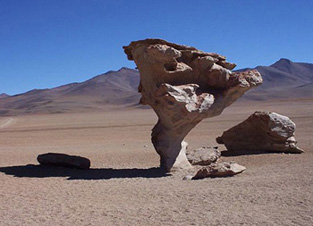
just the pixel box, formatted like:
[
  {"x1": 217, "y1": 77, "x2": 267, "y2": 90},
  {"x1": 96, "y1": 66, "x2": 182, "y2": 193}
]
[
  {"x1": 0, "y1": 59, "x2": 312, "y2": 116},
  {"x1": 0, "y1": 68, "x2": 140, "y2": 115},
  {"x1": 0, "y1": 93, "x2": 9, "y2": 99},
  {"x1": 243, "y1": 58, "x2": 313, "y2": 100}
]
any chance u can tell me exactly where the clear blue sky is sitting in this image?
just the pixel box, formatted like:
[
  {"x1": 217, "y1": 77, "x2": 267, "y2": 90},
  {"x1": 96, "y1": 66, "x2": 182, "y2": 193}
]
[{"x1": 1, "y1": 0, "x2": 312, "y2": 95}]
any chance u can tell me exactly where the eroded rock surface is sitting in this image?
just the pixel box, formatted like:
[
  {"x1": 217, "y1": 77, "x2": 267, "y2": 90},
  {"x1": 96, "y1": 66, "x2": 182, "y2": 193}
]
[
  {"x1": 216, "y1": 111, "x2": 304, "y2": 154},
  {"x1": 193, "y1": 162, "x2": 246, "y2": 179},
  {"x1": 123, "y1": 39, "x2": 262, "y2": 171},
  {"x1": 186, "y1": 147, "x2": 221, "y2": 166},
  {"x1": 37, "y1": 153, "x2": 91, "y2": 169}
]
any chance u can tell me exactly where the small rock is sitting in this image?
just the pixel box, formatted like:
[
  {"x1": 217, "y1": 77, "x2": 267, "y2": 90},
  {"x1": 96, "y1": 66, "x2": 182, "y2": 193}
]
[
  {"x1": 183, "y1": 175, "x2": 193, "y2": 180},
  {"x1": 37, "y1": 153, "x2": 91, "y2": 170},
  {"x1": 193, "y1": 162, "x2": 246, "y2": 179},
  {"x1": 186, "y1": 147, "x2": 221, "y2": 165}
]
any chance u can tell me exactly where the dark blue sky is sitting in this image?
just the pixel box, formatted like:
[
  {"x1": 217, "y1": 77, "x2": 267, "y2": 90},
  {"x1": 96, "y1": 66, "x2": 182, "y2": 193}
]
[{"x1": 1, "y1": 0, "x2": 312, "y2": 95}]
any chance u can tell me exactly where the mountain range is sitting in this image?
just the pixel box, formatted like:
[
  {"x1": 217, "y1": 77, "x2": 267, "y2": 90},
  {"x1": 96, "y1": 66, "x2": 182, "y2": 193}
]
[
  {"x1": 0, "y1": 59, "x2": 312, "y2": 116},
  {"x1": 0, "y1": 68, "x2": 140, "y2": 116},
  {"x1": 241, "y1": 58, "x2": 313, "y2": 100}
]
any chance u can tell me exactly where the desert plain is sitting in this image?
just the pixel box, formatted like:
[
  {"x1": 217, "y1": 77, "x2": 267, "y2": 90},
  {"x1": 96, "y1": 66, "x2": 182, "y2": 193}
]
[{"x1": 0, "y1": 98, "x2": 312, "y2": 226}]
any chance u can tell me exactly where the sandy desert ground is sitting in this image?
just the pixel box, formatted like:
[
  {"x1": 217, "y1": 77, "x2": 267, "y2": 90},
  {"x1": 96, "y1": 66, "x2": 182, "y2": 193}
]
[{"x1": 0, "y1": 99, "x2": 312, "y2": 226}]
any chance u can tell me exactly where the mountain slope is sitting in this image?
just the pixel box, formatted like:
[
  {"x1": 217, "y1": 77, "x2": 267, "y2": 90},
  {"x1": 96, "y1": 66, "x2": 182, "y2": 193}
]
[
  {"x1": 0, "y1": 93, "x2": 9, "y2": 99},
  {"x1": 242, "y1": 58, "x2": 313, "y2": 100},
  {"x1": 0, "y1": 68, "x2": 140, "y2": 115},
  {"x1": 0, "y1": 59, "x2": 312, "y2": 116}
]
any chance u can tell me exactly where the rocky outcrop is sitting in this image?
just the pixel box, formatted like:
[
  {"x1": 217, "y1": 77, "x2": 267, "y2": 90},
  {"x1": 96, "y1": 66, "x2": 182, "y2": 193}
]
[
  {"x1": 193, "y1": 162, "x2": 246, "y2": 179},
  {"x1": 37, "y1": 153, "x2": 91, "y2": 169},
  {"x1": 183, "y1": 147, "x2": 245, "y2": 179},
  {"x1": 216, "y1": 111, "x2": 304, "y2": 154},
  {"x1": 186, "y1": 147, "x2": 221, "y2": 166},
  {"x1": 123, "y1": 39, "x2": 262, "y2": 172}
]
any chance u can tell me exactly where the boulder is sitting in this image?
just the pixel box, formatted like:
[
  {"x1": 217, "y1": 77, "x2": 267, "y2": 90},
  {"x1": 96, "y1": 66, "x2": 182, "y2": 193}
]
[
  {"x1": 123, "y1": 39, "x2": 262, "y2": 172},
  {"x1": 216, "y1": 111, "x2": 304, "y2": 154},
  {"x1": 186, "y1": 147, "x2": 221, "y2": 165},
  {"x1": 193, "y1": 162, "x2": 246, "y2": 179},
  {"x1": 37, "y1": 153, "x2": 91, "y2": 169}
]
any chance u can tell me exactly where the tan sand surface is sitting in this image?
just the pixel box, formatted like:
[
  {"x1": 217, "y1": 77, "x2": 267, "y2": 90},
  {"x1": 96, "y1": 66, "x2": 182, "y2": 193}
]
[
  {"x1": 0, "y1": 118, "x2": 16, "y2": 129},
  {"x1": 0, "y1": 99, "x2": 312, "y2": 225}
]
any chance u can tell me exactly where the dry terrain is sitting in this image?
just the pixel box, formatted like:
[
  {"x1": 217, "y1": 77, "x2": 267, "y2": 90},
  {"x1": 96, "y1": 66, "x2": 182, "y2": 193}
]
[{"x1": 0, "y1": 99, "x2": 312, "y2": 225}]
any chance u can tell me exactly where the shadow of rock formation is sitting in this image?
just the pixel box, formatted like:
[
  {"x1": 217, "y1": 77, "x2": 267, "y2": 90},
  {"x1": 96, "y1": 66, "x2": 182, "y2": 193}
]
[{"x1": 0, "y1": 164, "x2": 168, "y2": 180}]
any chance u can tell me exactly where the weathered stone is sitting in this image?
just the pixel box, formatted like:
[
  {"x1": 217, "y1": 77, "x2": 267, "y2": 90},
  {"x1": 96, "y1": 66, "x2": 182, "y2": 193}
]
[
  {"x1": 186, "y1": 147, "x2": 221, "y2": 165},
  {"x1": 183, "y1": 175, "x2": 194, "y2": 180},
  {"x1": 193, "y1": 162, "x2": 246, "y2": 179},
  {"x1": 123, "y1": 38, "x2": 262, "y2": 172},
  {"x1": 216, "y1": 111, "x2": 304, "y2": 154},
  {"x1": 37, "y1": 153, "x2": 91, "y2": 169}
]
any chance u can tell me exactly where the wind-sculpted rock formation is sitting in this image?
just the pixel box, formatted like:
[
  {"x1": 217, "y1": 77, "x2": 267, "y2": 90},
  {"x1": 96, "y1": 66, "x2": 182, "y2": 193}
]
[
  {"x1": 216, "y1": 111, "x2": 304, "y2": 154},
  {"x1": 123, "y1": 39, "x2": 263, "y2": 172}
]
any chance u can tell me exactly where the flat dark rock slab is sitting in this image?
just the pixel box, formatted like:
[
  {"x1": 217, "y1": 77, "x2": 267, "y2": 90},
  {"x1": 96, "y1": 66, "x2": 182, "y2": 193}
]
[{"x1": 37, "y1": 153, "x2": 91, "y2": 170}]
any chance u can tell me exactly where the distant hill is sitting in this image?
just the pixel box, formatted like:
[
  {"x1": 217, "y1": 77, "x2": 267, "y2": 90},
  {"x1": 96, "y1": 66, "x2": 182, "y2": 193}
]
[
  {"x1": 241, "y1": 58, "x2": 313, "y2": 100},
  {"x1": 0, "y1": 59, "x2": 312, "y2": 116},
  {"x1": 0, "y1": 68, "x2": 140, "y2": 116},
  {"x1": 0, "y1": 93, "x2": 9, "y2": 99}
]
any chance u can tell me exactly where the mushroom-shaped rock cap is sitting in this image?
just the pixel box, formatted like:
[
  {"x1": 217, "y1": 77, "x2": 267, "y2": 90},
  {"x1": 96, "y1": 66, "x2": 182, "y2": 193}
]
[{"x1": 124, "y1": 39, "x2": 262, "y2": 172}]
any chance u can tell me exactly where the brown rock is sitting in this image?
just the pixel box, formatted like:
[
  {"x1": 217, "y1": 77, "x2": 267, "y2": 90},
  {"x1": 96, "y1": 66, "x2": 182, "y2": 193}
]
[
  {"x1": 217, "y1": 111, "x2": 304, "y2": 154},
  {"x1": 37, "y1": 153, "x2": 91, "y2": 169},
  {"x1": 186, "y1": 147, "x2": 221, "y2": 166},
  {"x1": 123, "y1": 38, "x2": 262, "y2": 172},
  {"x1": 193, "y1": 162, "x2": 246, "y2": 179}
]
